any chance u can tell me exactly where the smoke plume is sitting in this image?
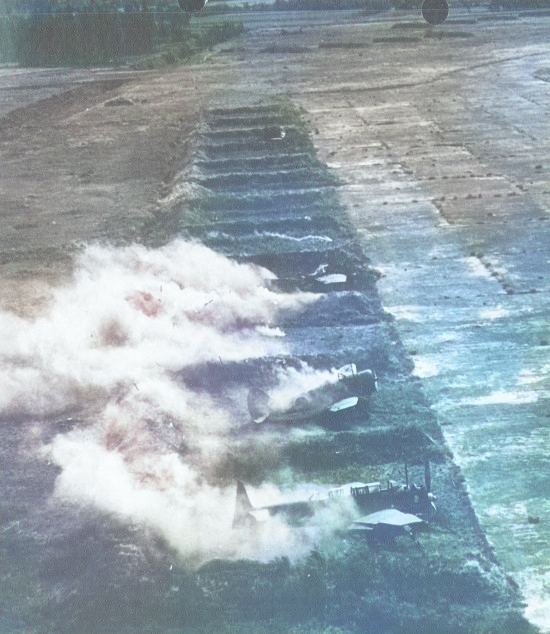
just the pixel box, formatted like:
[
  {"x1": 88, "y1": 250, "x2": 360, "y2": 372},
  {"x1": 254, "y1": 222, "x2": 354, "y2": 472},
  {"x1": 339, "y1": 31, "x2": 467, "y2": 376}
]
[{"x1": 1, "y1": 239, "x2": 350, "y2": 564}]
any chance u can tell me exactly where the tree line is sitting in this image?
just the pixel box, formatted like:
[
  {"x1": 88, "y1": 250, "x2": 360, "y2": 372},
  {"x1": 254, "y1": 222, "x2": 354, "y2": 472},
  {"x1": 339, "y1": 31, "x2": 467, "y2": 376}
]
[{"x1": 0, "y1": 1, "x2": 244, "y2": 66}]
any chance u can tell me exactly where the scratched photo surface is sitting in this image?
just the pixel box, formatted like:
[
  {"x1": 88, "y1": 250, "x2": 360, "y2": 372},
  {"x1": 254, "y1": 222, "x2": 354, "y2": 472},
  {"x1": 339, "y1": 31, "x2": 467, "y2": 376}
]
[{"x1": 1, "y1": 2, "x2": 548, "y2": 633}]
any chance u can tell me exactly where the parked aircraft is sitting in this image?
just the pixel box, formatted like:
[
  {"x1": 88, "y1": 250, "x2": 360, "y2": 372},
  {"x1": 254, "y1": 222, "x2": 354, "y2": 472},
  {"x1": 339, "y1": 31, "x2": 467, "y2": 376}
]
[
  {"x1": 247, "y1": 363, "x2": 377, "y2": 424},
  {"x1": 233, "y1": 461, "x2": 436, "y2": 531}
]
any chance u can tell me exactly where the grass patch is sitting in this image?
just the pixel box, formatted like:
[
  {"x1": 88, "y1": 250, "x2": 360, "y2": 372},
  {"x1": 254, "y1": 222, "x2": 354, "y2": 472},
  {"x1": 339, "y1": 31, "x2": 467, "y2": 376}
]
[{"x1": 282, "y1": 424, "x2": 447, "y2": 477}]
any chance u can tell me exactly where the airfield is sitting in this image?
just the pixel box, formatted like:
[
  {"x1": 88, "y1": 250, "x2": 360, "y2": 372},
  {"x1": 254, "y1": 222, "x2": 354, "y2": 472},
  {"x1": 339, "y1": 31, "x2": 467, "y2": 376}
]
[{"x1": 1, "y1": 8, "x2": 549, "y2": 634}]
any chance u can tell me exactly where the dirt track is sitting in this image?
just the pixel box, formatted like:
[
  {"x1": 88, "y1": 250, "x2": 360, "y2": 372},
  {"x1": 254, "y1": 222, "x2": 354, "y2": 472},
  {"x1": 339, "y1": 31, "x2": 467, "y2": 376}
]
[
  {"x1": 0, "y1": 61, "x2": 231, "y2": 316},
  {"x1": 2, "y1": 13, "x2": 548, "y2": 315}
]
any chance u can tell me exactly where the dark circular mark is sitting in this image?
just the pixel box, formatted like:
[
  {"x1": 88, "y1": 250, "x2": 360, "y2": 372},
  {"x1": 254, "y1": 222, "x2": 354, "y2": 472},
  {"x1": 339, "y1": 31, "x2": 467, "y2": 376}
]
[{"x1": 422, "y1": 0, "x2": 449, "y2": 25}]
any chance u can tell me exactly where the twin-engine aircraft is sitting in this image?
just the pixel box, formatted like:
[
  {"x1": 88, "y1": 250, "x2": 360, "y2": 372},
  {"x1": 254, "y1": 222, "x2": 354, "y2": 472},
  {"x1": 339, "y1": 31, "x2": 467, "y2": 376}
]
[
  {"x1": 233, "y1": 461, "x2": 436, "y2": 543},
  {"x1": 177, "y1": 0, "x2": 450, "y2": 25}
]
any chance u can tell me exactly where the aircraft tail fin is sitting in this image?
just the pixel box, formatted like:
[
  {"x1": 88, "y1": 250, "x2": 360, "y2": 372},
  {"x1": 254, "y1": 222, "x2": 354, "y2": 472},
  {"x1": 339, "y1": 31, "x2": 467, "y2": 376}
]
[{"x1": 233, "y1": 481, "x2": 256, "y2": 528}]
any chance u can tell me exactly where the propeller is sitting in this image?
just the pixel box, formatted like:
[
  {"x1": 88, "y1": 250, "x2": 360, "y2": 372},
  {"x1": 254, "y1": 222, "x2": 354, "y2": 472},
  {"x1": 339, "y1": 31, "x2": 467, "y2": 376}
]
[
  {"x1": 424, "y1": 459, "x2": 437, "y2": 517},
  {"x1": 424, "y1": 459, "x2": 432, "y2": 493}
]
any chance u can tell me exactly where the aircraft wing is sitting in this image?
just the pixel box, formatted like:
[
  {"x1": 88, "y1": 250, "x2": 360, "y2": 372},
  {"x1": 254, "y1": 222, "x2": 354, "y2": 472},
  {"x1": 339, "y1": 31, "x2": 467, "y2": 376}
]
[
  {"x1": 328, "y1": 396, "x2": 359, "y2": 413},
  {"x1": 353, "y1": 509, "x2": 423, "y2": 528},
  {"x1": 248, "y1": 508, "x2": 271, "y2": 523},
  {"x1": 315, "y1": 273, "x2": 347, "y2": 285}
]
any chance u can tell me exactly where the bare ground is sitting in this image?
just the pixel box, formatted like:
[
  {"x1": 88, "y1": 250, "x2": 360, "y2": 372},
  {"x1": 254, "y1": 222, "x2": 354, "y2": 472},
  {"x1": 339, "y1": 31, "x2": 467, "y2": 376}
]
[
  {"x1": 2, "y1": 13, "x2": 548, "y2": 319},
  {"x1": 0, "y1": 62, "x2": 232, "y2": 317}
]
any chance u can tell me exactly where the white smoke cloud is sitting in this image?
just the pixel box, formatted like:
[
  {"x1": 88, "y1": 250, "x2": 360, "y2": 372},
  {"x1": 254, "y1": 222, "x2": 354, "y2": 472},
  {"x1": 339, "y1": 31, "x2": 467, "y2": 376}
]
[
  {"x1": 48, "y1": 426, "x2": 355, "y2": 566},
  {"x1": 229, "y1": 480, "x2": 362, "y2": 562},
  {"x1": 3, "y1": 239, "x2": 348, "y2": 564},
  {"x1": 267, "y1": 363, "x2": 341, "y2": 411},
  {"x1": 0, "y1": 239, "x2": 314, "y2": 418},
  {"x1": 48, "y1": 430, "x2": 236, "y2": 564}
]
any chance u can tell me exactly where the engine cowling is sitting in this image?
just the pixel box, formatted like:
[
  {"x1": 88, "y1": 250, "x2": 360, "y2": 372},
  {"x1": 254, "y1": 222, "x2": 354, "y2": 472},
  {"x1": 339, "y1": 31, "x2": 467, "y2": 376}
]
[{"x1": 178, "y1": 0, "x2": 208, "y2": 12}]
